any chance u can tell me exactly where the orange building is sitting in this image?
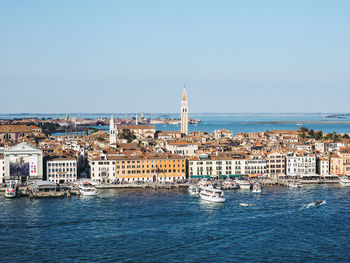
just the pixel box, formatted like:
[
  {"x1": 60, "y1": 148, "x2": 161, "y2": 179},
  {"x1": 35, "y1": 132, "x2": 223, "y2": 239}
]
[{"x1": 115, "y1": 153, "x2": 186, "y2": 182}]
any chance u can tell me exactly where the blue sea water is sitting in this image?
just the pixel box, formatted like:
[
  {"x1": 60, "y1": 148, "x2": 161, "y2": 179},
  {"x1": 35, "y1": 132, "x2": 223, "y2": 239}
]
[{"x1": 1, "y1": 185, "x2": 349, "y2": 262}]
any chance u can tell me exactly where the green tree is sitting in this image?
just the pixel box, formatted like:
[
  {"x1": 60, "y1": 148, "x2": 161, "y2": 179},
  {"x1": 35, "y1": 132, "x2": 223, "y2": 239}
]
[
  {"x1": 342, "y1": 134, "x2": 349, "y2": 139},
  {"x1": 118, "y1": 129, "x2": 137, "y2": 143},
  {"x1": 315, "y1": 131, "x2": 323, "y2": 140},
  {"x1": 300, "y1": 127, "x2": 308, "y2": 133}
]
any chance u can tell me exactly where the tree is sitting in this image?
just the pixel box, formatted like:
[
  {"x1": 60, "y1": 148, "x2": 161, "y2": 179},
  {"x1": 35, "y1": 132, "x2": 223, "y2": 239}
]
[
  {"x1": 342, "y1": 133, "x2": 350, "y2": 139},
  {"x1": 118, "y1": 129, "x2": 136, "y2": 143},
  {"x1": 300, "y1": 127, "x2": 308, "y2": 133},
  {"x1": 315, "y1": 131, "x2": 323, "y2": 140},
  {"x1": 308, "y1": 129, "x2": 315, "y2": 138}
]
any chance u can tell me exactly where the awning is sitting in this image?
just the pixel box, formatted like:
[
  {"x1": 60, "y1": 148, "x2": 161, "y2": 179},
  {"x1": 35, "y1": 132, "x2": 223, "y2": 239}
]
[
  {"x1": 248, "y1": 174, "x2": 258, "y2": 178},
  {"x1": 219, "y1": 175, "x2": 227, "y2": 179},
  {"x1": 229, "y1": 174, "x2": 240, "y2": 178},
  {"x1": 190, "y1": 175, "x2": 210, "y2": 179}
]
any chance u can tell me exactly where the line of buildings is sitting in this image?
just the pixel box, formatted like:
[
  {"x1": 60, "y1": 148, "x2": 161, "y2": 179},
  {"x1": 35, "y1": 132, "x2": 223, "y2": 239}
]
[{"x1": 1, "y1": 88, "x2": 350, "y2": 185}]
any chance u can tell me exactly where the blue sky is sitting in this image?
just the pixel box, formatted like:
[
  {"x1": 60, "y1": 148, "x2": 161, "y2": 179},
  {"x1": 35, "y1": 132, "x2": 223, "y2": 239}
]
[{"x1": 1, "y1": 0, "x2": 349, "y2": 113}]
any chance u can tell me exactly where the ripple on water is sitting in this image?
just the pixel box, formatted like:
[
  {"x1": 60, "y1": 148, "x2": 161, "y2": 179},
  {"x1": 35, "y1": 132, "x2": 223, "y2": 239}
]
[{"x1": 0, "y1": 185, "x2": 350, "y2": 262}]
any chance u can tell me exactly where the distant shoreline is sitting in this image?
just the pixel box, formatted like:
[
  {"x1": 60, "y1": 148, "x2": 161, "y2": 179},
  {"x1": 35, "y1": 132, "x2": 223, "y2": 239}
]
[{"x1": 246, "y1": 121, "x2": 350, "y2": 124}]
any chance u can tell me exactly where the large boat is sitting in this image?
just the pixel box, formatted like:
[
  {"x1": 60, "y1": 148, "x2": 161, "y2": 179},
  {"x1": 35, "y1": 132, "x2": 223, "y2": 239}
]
[
  {"x1": 339, "y1": 176, "x2": 350, "y2": 186},
  {"x1": 78, "y1": 182, "x2": 96, "y2": 196},
  {"x1": 252, "y1": 183, "x2": 261, "y2": 194},
  {"x1": 199, "y1": 185, "x2": 225, "y2": 203},
  {"x1": 188, "y1": 185, "x2": 199, "y2": 195},
  {"x1": 288, "y1": 180, "x2": 303, "y2": 188},
  {"x1": 5, "y1": 183, "x2": 17, "y2": 198},
  {"x1": 237, "y1": 180, "x2": 251, "y2": 190}
]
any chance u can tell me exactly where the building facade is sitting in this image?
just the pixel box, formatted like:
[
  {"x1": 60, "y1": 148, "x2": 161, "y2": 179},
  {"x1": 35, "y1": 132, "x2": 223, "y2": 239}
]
[
  {"x1": 3, "y1": 142, "x2": 43, "y2": 183},
  {"x1": 166, "y1": 141, "x2": 198, "y2": 156},
  {"x1": 286, "y1": 152, "x2": 316, "y2": 176},
  {"x1": 46, "y1": 158, "x2": 77, "y2": 184}
]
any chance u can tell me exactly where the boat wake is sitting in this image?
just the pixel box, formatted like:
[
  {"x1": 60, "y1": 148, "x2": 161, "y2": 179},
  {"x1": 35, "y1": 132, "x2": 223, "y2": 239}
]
[
  {"x1": 239, "y1": 203, "x2": 253, "y2": 207},
  {"x1": 302, "y1": 200, "x2": 327, "y2": 209}
]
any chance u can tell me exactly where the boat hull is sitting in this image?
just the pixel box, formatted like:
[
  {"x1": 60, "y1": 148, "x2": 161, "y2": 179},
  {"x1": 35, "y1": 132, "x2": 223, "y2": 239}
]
[{"x1": 200, "y1": 193, "x2": 225, "y2": 203}]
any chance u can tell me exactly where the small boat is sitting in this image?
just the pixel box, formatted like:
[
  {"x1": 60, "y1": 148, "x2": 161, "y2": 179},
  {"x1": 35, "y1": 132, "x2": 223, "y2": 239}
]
[
  {"x1": 78, "y1": 182, "x2": 96, "y2": 196},
  {"x1": 252, "y1": 183, "x2": 261, "y2": 194},
  {"x1": 288, "y1": 180, "x2": 303, "y2": 188},
  {"x1": 199, "y1": 185, "x2": 225, "y2": 203},
  {"x1": 237, "y1": 180, "x2": 251, "y2": 190},
  {"x1": 239, "y1": 203, "x2": 252, "y2": 207},
  {"x1": 339, "y1": 176, "x2": 350, "y2": 186},
  {"x1": 188, "y1": 185, "x2": 199, "y2": 195},
  {"x1": 5, "y1": 183, "x2": 17, "y2": 198}
]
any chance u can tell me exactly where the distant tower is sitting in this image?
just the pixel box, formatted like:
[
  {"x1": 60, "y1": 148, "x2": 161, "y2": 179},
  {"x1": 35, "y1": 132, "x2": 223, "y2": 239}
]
[
  {"x1": 181, "y1": 87, "x2": 189, "y2": 135},
  {"x1": 135, "y1": 113, "x2": 138, "y2": 125},
  {"x1": 109, "y1": 115, "x2": 118, "y2": 145},
  {"x1": 141, "y1": 112, "x2": 144, "y2": 120}
]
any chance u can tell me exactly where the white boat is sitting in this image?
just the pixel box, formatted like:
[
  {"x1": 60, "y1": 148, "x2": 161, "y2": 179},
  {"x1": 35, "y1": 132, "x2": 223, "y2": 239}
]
[
  {"x1": 199, "y1": 185, "x2": 225, "y2": 203},
  {"x1": 78, "y1": 182, "x2": 96, "y2": 196},
  {"x1": 339, "y1": 176, "x2": 350, "y2": 186},
  {"x1": 198, "y1": 178, "x2": 211, "y2": 190},
  {"x1": 237, "y1": 180, "x2": 251, "y2": 190},
  {"x1": 5, "y1": 184, "x2": 17, "y2": 198},
  {"x1": 252, "y1": 183, "x2": 261, "y2": 194},
  {"x1": 288, "y1": 180, "x2": 303, "y2": 188},
  {"x1": 188, "y1": 185, "x2": 199, "y2": 195}
]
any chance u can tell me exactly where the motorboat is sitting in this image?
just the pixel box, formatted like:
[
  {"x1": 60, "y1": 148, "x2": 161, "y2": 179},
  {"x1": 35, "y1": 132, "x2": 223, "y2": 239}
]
[
  {"x1": 252, "y1": 183, "x2": 261, "y2": 194},
  {"x1": 288, "y1": 180, "x2": 303, "y2": 188},
  {"x1": 239, "y1": 203, "x2": 252, "y2": 207},
  {"x1": 5, "y1": 183, "x2": 17, "y2": 198},
  {"x1": 78, "y1": 182, "x2": 96, "y2": 196},
  {"x1": 237, "y1": 180, "x2": 251, "y2": 190},
  {"x1": 198, "y1": 178, "x2": 211, "y2": 190},
  {"x1": 188, "y1": 185, "x2": 199, "y2": 195},
  {"x1": 199, "y1": 185, "x2": 225, "y2": 203},
  {"x1": 339, "y1": 176, "x2": 350, "y2": 186}
]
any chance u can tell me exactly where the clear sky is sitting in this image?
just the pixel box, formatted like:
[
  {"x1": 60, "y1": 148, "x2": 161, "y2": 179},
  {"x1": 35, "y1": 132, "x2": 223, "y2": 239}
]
[{"x1": 1, "y1": 0, "x2": 349, "y2": 113}]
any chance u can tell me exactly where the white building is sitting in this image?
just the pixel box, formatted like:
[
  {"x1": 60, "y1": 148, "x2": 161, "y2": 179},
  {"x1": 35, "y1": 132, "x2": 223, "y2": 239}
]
[
  {"x1": 46, "y1": 158, "x2": 77, "y2": 184},
  {"x1": 166, "y1": 141, "x2": 198, "y2": 156},
  {"x1": 180, "y1": 87, "x2": 189, "y2": 135},
  {"x1": 0, "y1": 155, "x2": 5, "y2": 184},
  {"x1": 3, "y1": 142, "x2": 43, "y2": 184},
  {"x1": 286, "y1": 152, "x2": 316, "y2": 176},
  {"x1": 317, "y1": 156, "x2": 330, "y2": 176},
  {"x1": 189, "y1": 154, "x2": 245, "y2": 178},
  {"x1": 244, "y1": 156, "x2": 267, "y2": 175},
  {"x1": 89, "y1": 156, "x2": 116, "y2": 184}
]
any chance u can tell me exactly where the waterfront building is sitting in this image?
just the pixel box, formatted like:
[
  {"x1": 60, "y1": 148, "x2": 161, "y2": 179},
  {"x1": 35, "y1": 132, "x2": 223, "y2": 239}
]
[
  {"x1": 0, "y1": 154, "x2": 4, "y2": 183},
  {"x1": 245, "y1": 156, "x2": 267, "y2": 176},
  {"x1": 46, "y1": 157, "x2": 77, "y2": 184},
  {"x1": 180, "y1": 87, "x2": 189, "y2": 135},
  {"x1": 316, "y1": 156, "x2": 330, "y2": 176},
  {"x1": 189, "y1": 153, "x2": 245, "y2": 178},
  {"x1": 330, "y1": 147, "x2": 350, "y2": 175},
  {"x1": 166, "y1": 141, "x2": 198, "y2": 156},
  {"x1": 3, "y1": 142, "x2": 43, "y2": 184},
  {"x1": 115, "y1": 153, "x2": 186, "y2": 182},
  {"x1": 90, "y1": 153, "x2": 186, "y2": 183},
  {"x1": 109, "y1": 115, "x2": 118, "y2": 146},
  {"x1": 89, "y1": 156, "x2": 116, "y2": 184},
  {"x1": 266, "y1": 152, "x2": 286, "y2": 178},
  {"x1": 286, "y1": 152, "x2": 316, "y2": 176}
]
